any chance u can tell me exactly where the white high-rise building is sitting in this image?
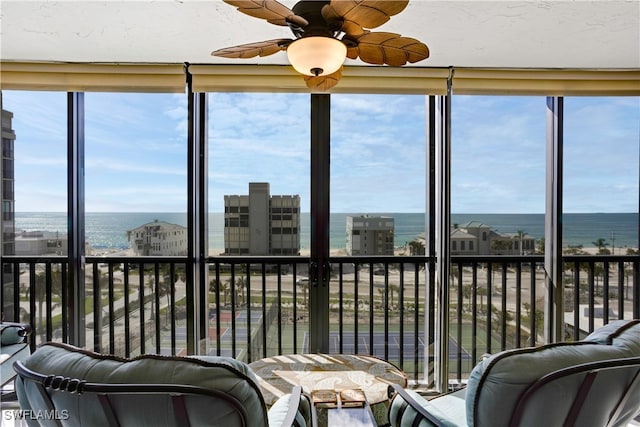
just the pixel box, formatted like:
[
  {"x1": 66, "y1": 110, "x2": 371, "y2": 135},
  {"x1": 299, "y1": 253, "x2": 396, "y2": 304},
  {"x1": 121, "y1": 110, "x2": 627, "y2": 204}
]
[
  {"x1": 224, "y1": 182, "x2": 300, "y2": 255},
  {"x1": 346, "y1": 215, "x2": 394, "y2": 255},
  {"x1": 1, "y1": 105, "x2": 17, "y2": 319}
]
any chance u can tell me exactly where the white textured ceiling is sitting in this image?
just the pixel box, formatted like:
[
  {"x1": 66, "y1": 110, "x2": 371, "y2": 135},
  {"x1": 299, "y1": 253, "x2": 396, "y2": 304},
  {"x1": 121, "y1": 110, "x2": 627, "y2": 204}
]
[{"x1": 1, "y1": 0, "x2": 639, "y2": 69}]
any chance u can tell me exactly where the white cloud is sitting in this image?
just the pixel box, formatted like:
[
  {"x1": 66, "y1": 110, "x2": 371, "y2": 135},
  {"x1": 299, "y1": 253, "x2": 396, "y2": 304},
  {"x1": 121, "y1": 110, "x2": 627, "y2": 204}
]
[{"x1": 3, "y1": 91, "x2": 638, "y2": 214}]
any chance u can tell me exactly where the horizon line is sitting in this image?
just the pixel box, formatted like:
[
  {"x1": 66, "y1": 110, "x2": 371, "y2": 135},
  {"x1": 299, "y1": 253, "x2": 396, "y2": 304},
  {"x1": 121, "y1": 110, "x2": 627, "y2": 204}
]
[{"x1": 14, "y1": 211, "x2": 638, "y2": 215}]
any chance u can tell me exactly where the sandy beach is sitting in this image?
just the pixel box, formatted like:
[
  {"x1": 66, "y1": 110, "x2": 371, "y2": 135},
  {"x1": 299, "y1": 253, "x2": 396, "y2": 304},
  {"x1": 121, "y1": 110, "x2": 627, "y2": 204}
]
[
  {"x1": 94, "y1": 245, "x2": 636, "y2": 258},
  {"x1": 206, "y1": 247, "x2": 411, "y2": 257}
]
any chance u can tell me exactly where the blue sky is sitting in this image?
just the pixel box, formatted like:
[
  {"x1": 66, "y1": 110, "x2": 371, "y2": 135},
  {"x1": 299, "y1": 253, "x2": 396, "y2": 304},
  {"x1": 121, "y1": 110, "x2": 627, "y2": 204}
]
[{"x1": 3, "y1": 91, "x2": 639, "y2": 213}]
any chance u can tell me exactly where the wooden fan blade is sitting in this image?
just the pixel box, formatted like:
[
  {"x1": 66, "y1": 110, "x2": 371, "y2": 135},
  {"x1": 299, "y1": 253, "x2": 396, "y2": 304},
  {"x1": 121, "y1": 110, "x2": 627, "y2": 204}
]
[
  {"x1": 211, "y1": 39, "x2": 291, "y2": 58},
  {"x1": 323, "y1": 1, "x2": 408, "y2": 36},
  {"x1": 352, "y1": 32, "x2": 429, "y2": 66},
  {"x1": 224, "y1": 0, "x2": 309, "y2": 27},
  {"x1": 304, "y1": 68, "x2": 343, "y2": 92}
]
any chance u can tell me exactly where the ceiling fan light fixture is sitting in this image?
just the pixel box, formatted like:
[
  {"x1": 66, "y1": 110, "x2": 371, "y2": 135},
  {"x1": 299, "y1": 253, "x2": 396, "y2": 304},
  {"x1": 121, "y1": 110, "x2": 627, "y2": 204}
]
[{"x1": 287, "y1": 36, "x2": 347, "y2": 77}]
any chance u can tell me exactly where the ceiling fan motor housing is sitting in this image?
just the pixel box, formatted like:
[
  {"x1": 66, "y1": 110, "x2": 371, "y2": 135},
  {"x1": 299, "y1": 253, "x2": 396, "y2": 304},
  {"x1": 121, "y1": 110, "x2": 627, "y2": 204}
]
[{"x1": 290, "y1": 1, "x2": 343, "y2": 38}]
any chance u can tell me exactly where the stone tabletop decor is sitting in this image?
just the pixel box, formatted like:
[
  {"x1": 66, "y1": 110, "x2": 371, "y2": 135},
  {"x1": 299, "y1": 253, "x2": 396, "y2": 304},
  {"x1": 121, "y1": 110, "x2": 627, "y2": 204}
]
[{"x1": 249, "y1": 353, "x2": 408, "y2": 426}]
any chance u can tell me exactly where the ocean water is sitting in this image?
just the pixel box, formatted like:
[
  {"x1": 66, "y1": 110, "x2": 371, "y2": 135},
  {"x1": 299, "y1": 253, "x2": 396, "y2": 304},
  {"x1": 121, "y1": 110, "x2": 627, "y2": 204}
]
[{"x1": 12, "y1": 212, "x2": 640, "y2": 252}]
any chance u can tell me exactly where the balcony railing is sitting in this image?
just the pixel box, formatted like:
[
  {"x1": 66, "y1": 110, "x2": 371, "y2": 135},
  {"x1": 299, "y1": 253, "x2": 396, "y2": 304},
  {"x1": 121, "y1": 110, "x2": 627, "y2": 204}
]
[{"x1": 2, "y1": 253, "x2": 638, "y2": 386}]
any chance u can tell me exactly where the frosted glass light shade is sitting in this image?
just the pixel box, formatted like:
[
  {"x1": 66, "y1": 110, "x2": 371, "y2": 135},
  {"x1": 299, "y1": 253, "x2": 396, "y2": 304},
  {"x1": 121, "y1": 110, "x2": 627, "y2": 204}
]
[{"x1": 287, "y1": 37, "x2": 347, "y2": 77}]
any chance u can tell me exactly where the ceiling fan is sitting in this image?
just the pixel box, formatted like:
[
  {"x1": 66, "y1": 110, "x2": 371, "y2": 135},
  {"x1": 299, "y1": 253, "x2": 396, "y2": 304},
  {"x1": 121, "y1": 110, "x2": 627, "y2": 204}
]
[{"x1": 211, "y1": 0, "x2": 429, "y2": 91}]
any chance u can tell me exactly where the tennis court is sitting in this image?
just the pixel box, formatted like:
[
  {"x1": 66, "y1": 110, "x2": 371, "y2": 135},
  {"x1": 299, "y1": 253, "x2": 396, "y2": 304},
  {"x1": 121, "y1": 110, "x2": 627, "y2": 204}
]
[
  {"x1": 303, "y1": 331, "x2": 472, "y2": 361},
  {"x1": 160, "y1": 312, "x2": 473, "y2": 364},
  {"x1": 160, "y1": 311, "x2": 264, "y2": 357}
]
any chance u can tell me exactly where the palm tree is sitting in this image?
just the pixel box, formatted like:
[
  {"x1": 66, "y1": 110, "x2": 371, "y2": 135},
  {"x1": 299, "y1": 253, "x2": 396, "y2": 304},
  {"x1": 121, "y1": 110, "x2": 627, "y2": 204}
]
[
  {"x1": 491, "y1": 306, "x2": 513, "y2": 333},
  {"x1": 463, "y1": 284, "x2": 473, "y2": 311},
  {"x1": 592, "y1": 238, "x2": 610, "y2": 254},
  {"x1": 593, "y1": 263, "x2": 605, "y2": 294},
  {"x1": 34, "y1": 272, "x2": 48, "y2": 338},
  {"x1": 236, "y1": 276, "x2": 247, "y2": 306},
  {"x1": 298, "y1": 279, "x2": 309, "y2": 308},
  {"x1": 477, "y1": 286, "x2": 488, "y2": 312},
  {"x1": 517, "y1": 230, "x2": 525, "y2": 254},
  {"x1": 220, "y1": 281, "x2": 230, "y2": 307},
  {"x1": 160, "y1": 273, "x2": 175, "y2": 322},
  {"x1": 34, "y1": 269, "x2": 63, "y2": 339},
  {"x1": 408, "y1": 239, "x2": 425, "y2": 255},
  {"x1": 147, "y1": 275, "x2": 156, "y2": 321},
  {"x1": 564, "y1": 244, "x2": 585, "y2": 255},
  {"x1": 491, "y1": 239, "x2": 511, "y2": 254},
  {"x1": 377, "y1": 288, "x2": 385, "y2": 309},
  {"x1": 389, "y1": 284, "x2": 399, "y2": 309},
  {"x1": 209, "y1": 278, "x2": 219, "y2": 306},
  {"x1": 449, "y1": 265, "x2": 459, "y2": 287}
]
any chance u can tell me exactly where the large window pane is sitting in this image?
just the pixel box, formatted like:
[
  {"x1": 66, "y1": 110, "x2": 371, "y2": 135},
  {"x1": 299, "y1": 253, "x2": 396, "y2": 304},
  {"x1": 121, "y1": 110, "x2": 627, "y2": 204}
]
[
  {"x1": 452, "y1": 96, "x2": 546, "y2": 220},
  {"x1": 207, "y1": 92, "x2": 310, "y2": 356},
  {"x1": 563, "y1": 96, "x2": 640, "y2": 333},
  {"x1": 85, "y1": 93, "x2": 188, "y2": 255},
  {"x1": 451, "y1": 95, "x2": 546, "y2": 368},
  {"x1": 208, "y1": 93, "x2": 309, "y2": 256},
  {"x1": 564, "y1": 97, "x2": 640, "y2": 253},
  {"x1": 452, "y1": 96, "x2": 546, "y2": 258},
  {"x1": 331, "y1": 94, "x2": 427, "y2": 253},
  {"x1": 85, "y1": 92, "x2": 187, "y2": 355},
  {"x1": 330, "y1": 94, "x2": 427, "y2": 377},
  {"x1": 2, "y1": 91, "x2": 67, "y2": 324},
  {"x1": 3, "y1": 91, "x2": 68, "y2": 249}
]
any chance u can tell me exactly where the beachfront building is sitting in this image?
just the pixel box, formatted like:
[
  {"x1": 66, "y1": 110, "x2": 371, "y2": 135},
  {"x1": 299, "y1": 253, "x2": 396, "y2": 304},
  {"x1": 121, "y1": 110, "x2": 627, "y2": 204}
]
[
  {"x1": 452, "y1": 222, "x2": 536, "y2": 255},
  {"x1": 450, "y1": 228, "x2": 477, "y2": 255},
  {"x1": 14, "y1": 230, "x2": 67, "y2": 255},
  {"x1": 224, "y1": 182, "x2": 300, "y2": 255},
  {"x1": 453, "y1": 222, "x2": 492, "y2": 255},
  {"x1": 1, "y1": 106, "x2": 16, "y2": 319},
  {"x1": 346, "y1": 215, "x2": 395, "y2": 256},
  {"x1": 492, "y1": 231, "x2": 537, "y2": 255},
  {"x1": 1, "y1": 107, "x2": 15, "y2": 258},
  {"x1": 126, "y1": 220, "x2": 187, "y2": 256}
]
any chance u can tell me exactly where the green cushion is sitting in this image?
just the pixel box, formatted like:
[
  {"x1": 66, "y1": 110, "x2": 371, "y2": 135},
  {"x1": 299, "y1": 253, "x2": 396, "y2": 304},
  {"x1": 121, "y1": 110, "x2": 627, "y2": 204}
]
[
  {"x1": 0, "y1": 323, "x2": 27, "y2": 345},
  {"x1": 17, "y1": 343, "x2": 270, "y2": 427},
  {"x1": 465, "y1": 319, "x2": 640, "y2": 426},
  {"x1": 389, "y1": 388, "x2": 467, "y2": 427},
  {"x1": 583, "y1": 319, "x2": 640, "y2": 345},
  {"x1": 1, "y1": 342, "x2": 30, "y2": 386}
]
